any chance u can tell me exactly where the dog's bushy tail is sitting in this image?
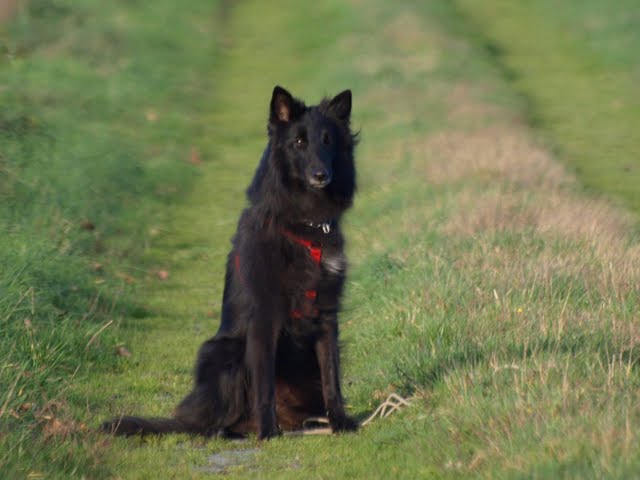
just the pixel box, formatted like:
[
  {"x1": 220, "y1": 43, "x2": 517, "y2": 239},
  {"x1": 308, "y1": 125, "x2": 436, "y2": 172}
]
[
  {"x1": 101, "y1": 415, "x2": 193, "y2": 436},
  {"x1": 101, "y1": 337, "x2": 248, "y2": 438}
]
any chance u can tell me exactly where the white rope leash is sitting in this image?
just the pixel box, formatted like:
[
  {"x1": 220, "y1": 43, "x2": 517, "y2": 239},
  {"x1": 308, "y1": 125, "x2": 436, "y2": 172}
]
[
  {"x1": 360, "y1": 393, "x2": 411, "y2": 427},
  {"x1": 285, "y1": 393, "x2": 412, "y2": 436}
]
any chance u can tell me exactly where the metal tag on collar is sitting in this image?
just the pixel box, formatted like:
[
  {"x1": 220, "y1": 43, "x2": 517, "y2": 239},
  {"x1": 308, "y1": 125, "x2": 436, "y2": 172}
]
[{"x1": 322, "y1": 222, "x2": 331, "y2": 234}]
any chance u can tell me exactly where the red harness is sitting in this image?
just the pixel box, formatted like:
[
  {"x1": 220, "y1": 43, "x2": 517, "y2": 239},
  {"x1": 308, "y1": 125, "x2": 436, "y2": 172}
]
[
  {"x1": 233, "y1": 229, "x2": 322, "y2": 320},
  {"x1": 281, "y1": 229, "x2": 322, "y2": 319}
]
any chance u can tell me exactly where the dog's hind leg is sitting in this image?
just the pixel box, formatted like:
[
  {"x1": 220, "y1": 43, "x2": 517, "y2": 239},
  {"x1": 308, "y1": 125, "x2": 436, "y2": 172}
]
[
  {"x1": 103, "y1": 336, "x2": 250, "y2": 437},
  {"x1": 173, "y1": 336, "x2": 250, "y2": 435},
  {"x1": 275, "y1": 377, "x2": 325, "y2": 431}
]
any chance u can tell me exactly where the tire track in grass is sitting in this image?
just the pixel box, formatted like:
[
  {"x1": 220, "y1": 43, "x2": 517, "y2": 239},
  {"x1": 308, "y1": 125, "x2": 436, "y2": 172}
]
[{"x1": 454, "y1": 0, "x2": 640, "y2": 214}]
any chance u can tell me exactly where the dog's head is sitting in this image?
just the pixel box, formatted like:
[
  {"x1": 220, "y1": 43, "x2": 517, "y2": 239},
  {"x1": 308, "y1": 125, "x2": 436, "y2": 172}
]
[
  {"x1": 268, "y1": 86, "x2": 354, "y2": 192},
  {"x1": 247, "y1": 86, "x2": 357, "y2": 220}
]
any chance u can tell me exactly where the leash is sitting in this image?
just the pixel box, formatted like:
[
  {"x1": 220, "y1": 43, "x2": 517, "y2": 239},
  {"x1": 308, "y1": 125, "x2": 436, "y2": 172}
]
[
  {"x1": 360, "y1": 393, "x2": 412, "y2": 426},
  {"x1": 284, "y1": 393, "x2": 412, "y2": 436}
]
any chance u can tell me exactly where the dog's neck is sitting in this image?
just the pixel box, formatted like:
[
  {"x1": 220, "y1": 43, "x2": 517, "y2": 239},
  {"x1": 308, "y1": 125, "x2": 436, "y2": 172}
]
[{"x1": 261, "y1": 215, "x2": 336, "y2": 237}]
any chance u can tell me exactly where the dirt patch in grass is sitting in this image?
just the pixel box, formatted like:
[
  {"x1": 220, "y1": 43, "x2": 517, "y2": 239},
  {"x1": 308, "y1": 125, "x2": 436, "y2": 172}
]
[
  {"x1": 382, "y1": 11, "x2": 430, "y2": 49},
  {"x1": 445, "y1": 83, "x2": 507, "y2": 126},
  {"x1": 0, "y1": 0, "x2": 19, "y2": 22},
  {"x1": 196, "y1": 449, "x2": 260, "y2": 475}
]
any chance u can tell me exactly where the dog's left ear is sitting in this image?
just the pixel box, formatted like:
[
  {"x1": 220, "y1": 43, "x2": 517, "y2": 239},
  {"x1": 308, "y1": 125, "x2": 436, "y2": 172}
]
[{"x1": 328, "y1": 89, "x2": 352, "y2": 121}]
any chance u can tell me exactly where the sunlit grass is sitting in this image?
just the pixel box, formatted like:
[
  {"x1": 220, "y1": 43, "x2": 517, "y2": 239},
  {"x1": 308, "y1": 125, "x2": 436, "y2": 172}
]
[
  {"x1": 2, "y1": 0, "x2": 639, "y2": 478},
  {"x1": 455, "y1": 0, "x2": 640, "y2": 215},
  {"x1": 1, "y1": 0, "x2": 220, "y2": 476}
]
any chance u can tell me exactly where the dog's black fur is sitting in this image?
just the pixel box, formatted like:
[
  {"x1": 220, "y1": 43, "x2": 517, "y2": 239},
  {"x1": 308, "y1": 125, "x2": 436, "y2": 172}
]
[{"x1": 102, "y1": 86, "x2": 358, "y2": 439}]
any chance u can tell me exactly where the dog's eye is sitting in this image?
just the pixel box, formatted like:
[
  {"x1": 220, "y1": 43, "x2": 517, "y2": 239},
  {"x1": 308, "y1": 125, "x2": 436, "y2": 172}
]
[
  {"x1": 322, "y1": 132, "x2": 331, "y2": 145},
  {"x1": 294, "y1": 137, "x2": 306, "y2": 148}
]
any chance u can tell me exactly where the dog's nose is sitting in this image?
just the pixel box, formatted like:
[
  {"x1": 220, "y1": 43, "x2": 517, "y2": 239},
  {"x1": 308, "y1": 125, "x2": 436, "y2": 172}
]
[
  {"x1": 313, "y1": 169, "x2": 328, "y2": 182},
  {"x1": 308, "y1": 167, "x2": 332, "y2": 188}
]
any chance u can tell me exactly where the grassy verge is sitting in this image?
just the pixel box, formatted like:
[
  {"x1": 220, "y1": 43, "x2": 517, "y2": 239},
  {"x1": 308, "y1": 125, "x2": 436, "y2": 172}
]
[
  {"x1": 454, "y1": 0, "x2": 640, "y2": 214},
  {"x1": 3, "y1": 0, "x2": 640, "y2": 478},
  {"x1": 0, "y1": 0, "x2": 220, "y2": 476}
]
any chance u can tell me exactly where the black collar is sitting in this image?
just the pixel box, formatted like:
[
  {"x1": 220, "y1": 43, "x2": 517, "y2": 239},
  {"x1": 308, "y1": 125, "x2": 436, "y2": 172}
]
[{"x1": 302, "y1": 219, "x2": 333, "y2": 234}]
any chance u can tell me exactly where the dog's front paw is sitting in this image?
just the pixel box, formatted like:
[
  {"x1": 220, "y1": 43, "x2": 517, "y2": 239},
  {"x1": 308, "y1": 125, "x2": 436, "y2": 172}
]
[
  {"x1": 257, "y1": 411, "x2": 281, "y2": 440},
  {"x1": 329, "y1": 414, "x2": 359, "y2": 433},
  {"x1": 257, "y1": 425, "x2": 281, "y2": 440}
]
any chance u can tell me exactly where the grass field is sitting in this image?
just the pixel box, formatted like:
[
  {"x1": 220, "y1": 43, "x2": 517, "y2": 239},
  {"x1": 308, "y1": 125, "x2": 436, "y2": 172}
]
[{"x1": 1, "y1": 0, "x2": 639, "y2": 478}]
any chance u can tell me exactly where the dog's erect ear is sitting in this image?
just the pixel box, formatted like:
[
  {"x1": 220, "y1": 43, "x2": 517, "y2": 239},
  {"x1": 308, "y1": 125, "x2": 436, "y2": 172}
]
[
  {"x1": 270, "y1": 86, "x2": 295, "y2": 123},
  {"x1": 328, "y1": 89, "x2": 352, "y2": 121}
]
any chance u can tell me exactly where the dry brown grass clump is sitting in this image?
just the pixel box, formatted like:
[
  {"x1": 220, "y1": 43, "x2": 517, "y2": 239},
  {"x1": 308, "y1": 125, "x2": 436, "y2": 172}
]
[
  {"x1": 419, "y1": 118, "x2": 639, "y2": 300},
  {"x1": 424, "y1": 126, "x2": 570, "y2": 190},
  {"x1": 446, "y1": 83, "x2": 507, "y2": 126}
]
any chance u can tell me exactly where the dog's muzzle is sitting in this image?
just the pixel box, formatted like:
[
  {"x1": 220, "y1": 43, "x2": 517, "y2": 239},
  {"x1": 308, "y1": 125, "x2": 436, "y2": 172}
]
[{"x1": 308, "y1": 168, "x2": 332, "y2": 189}]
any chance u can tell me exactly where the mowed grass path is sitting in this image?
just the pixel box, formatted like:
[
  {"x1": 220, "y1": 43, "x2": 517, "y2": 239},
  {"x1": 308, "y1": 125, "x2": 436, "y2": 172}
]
[{"x1": 3, "y1": 0, "x2": 640, "y2": 478}]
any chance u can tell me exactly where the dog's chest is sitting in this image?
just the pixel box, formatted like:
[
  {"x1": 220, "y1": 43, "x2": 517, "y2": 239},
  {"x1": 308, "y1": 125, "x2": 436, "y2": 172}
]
[
  {"x1": 291, "y1": 245, "x2": 346, "y2": 284},
  {"x1": 284, "y1": 243, "x2": 345, "y2": 323}
]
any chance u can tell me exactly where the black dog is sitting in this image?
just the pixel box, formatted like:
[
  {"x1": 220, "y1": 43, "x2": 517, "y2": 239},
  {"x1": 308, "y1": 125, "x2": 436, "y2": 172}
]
[{"x1": 102, "y1": 86, "x2": 358, "y2": 439}]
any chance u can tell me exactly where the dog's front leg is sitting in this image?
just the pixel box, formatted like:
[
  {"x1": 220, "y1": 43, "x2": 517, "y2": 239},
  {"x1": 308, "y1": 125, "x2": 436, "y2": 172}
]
[
  {"x1": 315, "y1": 319, "x2": 358, "y2": 432},
  {"x1": 246, "y1": 316, "x2": 280, "y2": 439}
]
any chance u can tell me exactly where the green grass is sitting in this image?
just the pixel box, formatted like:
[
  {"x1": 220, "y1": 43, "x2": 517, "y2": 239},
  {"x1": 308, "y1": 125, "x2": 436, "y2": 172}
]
[
  {"x1": 1, "y1": 0, "x2": 220, "y2": 476},
  {"x1": 2, "y1": 0, "x2": 640, "y2": 478},
  {"x1": 454, "y1": 0, "x2": 640, "y2": 214}
]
